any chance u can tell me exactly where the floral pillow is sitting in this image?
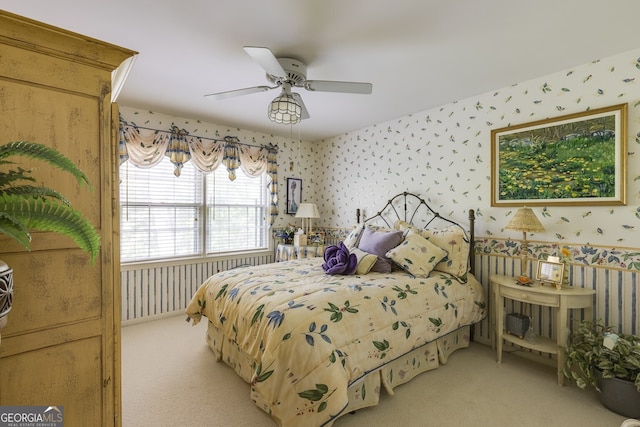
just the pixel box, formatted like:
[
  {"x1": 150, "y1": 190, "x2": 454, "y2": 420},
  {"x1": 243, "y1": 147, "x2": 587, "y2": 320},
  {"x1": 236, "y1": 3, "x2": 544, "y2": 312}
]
[
  {"x1": 385, "y1": 230, "x2": 449, "y2": 277},
  {"x1": 395, "y1": 220, "x2": 470, "y2": 279},
  {"x1": 343, "y1": 223, "x2": 365, "y2": 249}
]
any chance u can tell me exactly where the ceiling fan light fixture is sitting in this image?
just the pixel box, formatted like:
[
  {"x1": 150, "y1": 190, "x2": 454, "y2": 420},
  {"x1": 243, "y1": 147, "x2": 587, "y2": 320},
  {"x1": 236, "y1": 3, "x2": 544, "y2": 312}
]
[{"x1": 268, "y1": 93, "x2": 301, "y2": 124}]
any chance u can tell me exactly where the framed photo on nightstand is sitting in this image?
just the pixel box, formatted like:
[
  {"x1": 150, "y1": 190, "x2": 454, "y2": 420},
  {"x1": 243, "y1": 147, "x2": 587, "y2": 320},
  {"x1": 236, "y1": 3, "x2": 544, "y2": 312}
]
[{"x1": 537, "y1": 260, "x2": 564, "y2": 285}]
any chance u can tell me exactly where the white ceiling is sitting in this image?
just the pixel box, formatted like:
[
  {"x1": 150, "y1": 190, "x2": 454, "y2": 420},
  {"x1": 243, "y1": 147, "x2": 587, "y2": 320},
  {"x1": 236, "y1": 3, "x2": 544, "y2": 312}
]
[{"x1": 3, "y1": 1, "x2": 640, "y2": 141}]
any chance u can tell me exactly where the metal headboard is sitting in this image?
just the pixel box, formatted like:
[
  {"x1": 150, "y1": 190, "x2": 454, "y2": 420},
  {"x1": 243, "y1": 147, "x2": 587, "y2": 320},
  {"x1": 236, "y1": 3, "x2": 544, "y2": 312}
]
[{"x1": 358, "y1": 192, "x2": 476, "y2": 275}]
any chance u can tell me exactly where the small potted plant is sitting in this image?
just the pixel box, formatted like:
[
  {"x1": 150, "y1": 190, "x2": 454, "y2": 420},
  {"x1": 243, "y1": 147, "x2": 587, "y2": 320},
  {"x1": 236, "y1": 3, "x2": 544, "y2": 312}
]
[
  {"x1": 564, "y1": 319, "x2": 640, "y2": 418},
  {"x1": 274, "y1": 224, "x2": 296, "y2": 244}
]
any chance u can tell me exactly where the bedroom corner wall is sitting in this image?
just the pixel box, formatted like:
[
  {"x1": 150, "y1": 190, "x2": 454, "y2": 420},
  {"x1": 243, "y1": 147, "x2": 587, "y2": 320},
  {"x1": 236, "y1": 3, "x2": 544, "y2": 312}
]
[{"x1": 315, "y1": 47, "x2": 640, "y2": 339}]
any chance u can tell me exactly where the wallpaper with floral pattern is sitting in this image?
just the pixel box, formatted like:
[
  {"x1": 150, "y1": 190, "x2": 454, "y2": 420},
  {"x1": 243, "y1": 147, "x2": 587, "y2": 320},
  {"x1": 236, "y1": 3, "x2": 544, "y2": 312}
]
[
  {"x1": 120, "y1": 47, "x2": 640, "y2": 271},
  {"x1": 314, "y1": 48, "x2": 640, "y2": 269}
]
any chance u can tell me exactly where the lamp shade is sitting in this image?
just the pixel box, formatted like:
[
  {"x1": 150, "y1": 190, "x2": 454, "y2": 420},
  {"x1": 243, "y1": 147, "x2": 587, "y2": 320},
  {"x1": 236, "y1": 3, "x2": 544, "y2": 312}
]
[
  {"x1": 295, "y1": 203, "x2": 320, "y2": 219},
  {"x1": 268, "y1": 92, "x2": 301, "y2": 124},
  {"x1": 505, "y1": 207, "x2": 545, "y2": 233}
]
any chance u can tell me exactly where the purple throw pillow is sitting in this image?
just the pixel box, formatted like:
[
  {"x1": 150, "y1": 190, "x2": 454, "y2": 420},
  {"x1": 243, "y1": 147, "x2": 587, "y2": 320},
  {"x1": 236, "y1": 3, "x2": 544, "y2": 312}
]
[
  {"x1": 322, "y1": 242, "x2": 357, "y2": 275},
  {"x1": 357, "y1": 227, "x2": 404, "y2": 273}
]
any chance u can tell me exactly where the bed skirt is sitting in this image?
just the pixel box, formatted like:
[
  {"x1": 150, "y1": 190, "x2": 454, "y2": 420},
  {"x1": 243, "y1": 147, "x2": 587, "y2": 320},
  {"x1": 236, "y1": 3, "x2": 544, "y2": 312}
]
[{"x1": 205, "y1": 321, "x2": 472, "y2": 425}]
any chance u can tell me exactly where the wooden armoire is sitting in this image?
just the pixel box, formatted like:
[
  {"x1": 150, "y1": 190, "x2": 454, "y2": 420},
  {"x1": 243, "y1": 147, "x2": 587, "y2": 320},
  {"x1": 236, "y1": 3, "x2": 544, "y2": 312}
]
[{"x1": 0, "y1": 11, "x2": 136, "y2": 426}]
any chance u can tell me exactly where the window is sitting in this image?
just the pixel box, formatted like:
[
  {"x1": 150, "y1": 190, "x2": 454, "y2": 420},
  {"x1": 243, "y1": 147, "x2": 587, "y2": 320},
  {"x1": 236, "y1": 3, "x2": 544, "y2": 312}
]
[{"x1": 120, "y1": 157, "x2": 269, "y2": 263}]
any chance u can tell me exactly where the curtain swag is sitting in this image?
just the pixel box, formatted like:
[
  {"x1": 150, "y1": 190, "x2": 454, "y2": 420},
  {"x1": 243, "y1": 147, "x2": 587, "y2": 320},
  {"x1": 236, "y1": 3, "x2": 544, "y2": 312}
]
[{"x1": 119, "y1": 118, "x2": 279, "y2": 226}]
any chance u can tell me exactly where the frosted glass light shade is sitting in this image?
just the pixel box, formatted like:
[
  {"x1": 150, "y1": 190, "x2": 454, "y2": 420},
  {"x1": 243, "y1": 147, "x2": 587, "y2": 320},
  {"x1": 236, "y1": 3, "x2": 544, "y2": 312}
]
[{"x1": 268, "y1": 93, "x2": 301, "y2": 124}]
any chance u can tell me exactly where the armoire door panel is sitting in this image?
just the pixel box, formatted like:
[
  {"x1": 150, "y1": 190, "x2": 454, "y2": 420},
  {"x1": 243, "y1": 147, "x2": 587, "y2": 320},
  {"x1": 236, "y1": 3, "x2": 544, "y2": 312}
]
[
  {"x1": 0, "y1": 251, "x2": 102, "y2": 335},
  {"x1": 0, "y1": 10, "x2": 136, "y2": 427},
  {"x1": 0, "y1": 79, "x2": 103, "y2": 222},
  {"x1": 0, "y1": 337, "x2": 104, "y2": 426}
]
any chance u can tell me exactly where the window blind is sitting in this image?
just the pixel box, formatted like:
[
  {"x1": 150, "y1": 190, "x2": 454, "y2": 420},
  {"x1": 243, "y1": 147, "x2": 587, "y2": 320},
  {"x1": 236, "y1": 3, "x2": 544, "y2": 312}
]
[{"x1": 120, "y1": 156, "x2": 268, "y2": 263}]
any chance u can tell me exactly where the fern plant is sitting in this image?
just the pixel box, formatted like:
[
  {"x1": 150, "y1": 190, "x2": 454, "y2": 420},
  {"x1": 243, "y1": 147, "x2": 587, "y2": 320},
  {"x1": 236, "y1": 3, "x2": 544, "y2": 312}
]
[{"x1": 0, "y1": 141, "x2": 100, "y2": 263}]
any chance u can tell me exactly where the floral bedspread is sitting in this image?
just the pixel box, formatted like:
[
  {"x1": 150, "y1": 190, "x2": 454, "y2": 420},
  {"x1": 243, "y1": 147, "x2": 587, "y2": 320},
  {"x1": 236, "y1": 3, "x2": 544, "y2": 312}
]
[{"x1": 186, "y1": 258, "x2": 486, "y2": 426}]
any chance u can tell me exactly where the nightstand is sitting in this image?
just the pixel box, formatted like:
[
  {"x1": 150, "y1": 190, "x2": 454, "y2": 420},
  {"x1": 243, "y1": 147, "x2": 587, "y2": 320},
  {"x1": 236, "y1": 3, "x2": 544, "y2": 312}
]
[
  {"x1": 276, "y1": 244, "x2": 326, "y2": 262},
  {"x1": 490, "y1": 274, "x2": 595, "y2": 385}
]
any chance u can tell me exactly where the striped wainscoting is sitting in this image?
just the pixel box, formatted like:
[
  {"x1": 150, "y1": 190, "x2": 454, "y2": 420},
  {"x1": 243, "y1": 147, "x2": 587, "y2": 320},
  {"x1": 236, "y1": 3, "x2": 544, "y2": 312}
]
[
  {"x1": 473, "y1": 238, "x2": 640, "y2": 348},
  {"x1": 121, "y1": 234, "x2": 640, "y2": 345},
  {"x1": 121, "y1": 252, "x2": 274, "y2": 323},
  {"x1": 120, "y1": 233, "x2": 343, "y2": 323}
]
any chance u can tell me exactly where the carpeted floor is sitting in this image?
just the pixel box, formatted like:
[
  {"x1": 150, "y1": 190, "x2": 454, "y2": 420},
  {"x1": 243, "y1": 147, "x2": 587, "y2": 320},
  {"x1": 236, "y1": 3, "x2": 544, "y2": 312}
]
[{"x1": 121, "y1": 314, "x2": 627, "y2": 426}]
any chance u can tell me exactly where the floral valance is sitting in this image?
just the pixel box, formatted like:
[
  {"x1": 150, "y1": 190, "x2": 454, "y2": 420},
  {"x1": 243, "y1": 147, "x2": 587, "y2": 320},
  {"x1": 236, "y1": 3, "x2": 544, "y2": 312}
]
[{"x1": 118, "y1": 119, "x2": 279, "y2": 226}]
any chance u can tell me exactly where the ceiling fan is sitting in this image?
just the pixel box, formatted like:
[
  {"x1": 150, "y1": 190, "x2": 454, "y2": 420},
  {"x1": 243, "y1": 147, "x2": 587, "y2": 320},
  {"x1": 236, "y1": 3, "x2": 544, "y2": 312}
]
[{"x1": 204, "y1": 46, "x2": 373, "y2": 124}]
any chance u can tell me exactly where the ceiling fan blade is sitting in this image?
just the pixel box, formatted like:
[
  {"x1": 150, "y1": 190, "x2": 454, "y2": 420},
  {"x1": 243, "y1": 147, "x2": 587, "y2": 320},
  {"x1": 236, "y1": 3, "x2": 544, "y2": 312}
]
[
  {"x1": 204, "y1": 85, "x2": 273, "y2": 100},
  {"x1": 305, "y1": 80, "x2": 373, "y2": 94},
  {"x1": 243, "y1": 46, "x2": 287, "y2": 79},
  {"x1": 291, "y1": 93, "x2": 310, "y2": 120}
]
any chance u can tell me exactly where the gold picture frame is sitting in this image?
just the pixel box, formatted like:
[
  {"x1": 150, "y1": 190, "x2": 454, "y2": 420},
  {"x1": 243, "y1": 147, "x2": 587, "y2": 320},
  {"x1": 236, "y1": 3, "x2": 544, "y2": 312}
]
[
  {"x1": 536, "y1": 260, "x2": 565, "y2": 286},
  {"x1": 491, "y1": 103, "x2": 627, "y2": 206}
]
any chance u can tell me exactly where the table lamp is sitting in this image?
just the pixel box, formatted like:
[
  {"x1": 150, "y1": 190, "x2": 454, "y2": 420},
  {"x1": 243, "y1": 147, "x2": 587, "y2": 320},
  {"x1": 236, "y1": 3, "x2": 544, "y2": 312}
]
[
  {"x1": 505, "y1": 207, "x2": 545, "y2": 278},
  {"x1": 295, "y1": 203, "x2": 320, "y2": 235}
]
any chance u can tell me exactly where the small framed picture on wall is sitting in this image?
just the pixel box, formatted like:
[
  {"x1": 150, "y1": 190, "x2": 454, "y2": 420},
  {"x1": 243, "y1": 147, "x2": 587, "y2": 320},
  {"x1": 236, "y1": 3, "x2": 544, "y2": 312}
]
[{"x1": 286, "y1": 178, "x2": 302, "y2": 215}]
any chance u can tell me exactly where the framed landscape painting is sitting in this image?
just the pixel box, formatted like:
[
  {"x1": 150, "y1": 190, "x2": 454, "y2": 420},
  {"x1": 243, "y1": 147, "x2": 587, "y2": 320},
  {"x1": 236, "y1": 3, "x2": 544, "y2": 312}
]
[{"x1": 491, "y1": 103, "x2": 627, "y2": 206}]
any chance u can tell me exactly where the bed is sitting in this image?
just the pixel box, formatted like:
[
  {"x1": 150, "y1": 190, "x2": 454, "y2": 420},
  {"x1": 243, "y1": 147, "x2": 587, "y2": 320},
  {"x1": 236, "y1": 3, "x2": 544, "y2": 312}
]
[{"x1": 186, "y1": 192, "x2": 487, "y2": 426}]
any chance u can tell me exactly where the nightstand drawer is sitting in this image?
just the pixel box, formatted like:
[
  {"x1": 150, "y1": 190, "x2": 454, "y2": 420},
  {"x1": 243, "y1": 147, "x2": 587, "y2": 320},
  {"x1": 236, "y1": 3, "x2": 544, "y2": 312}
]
[{"x1": 500, "y1": 286, "x2": 559, "y2": 306}]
